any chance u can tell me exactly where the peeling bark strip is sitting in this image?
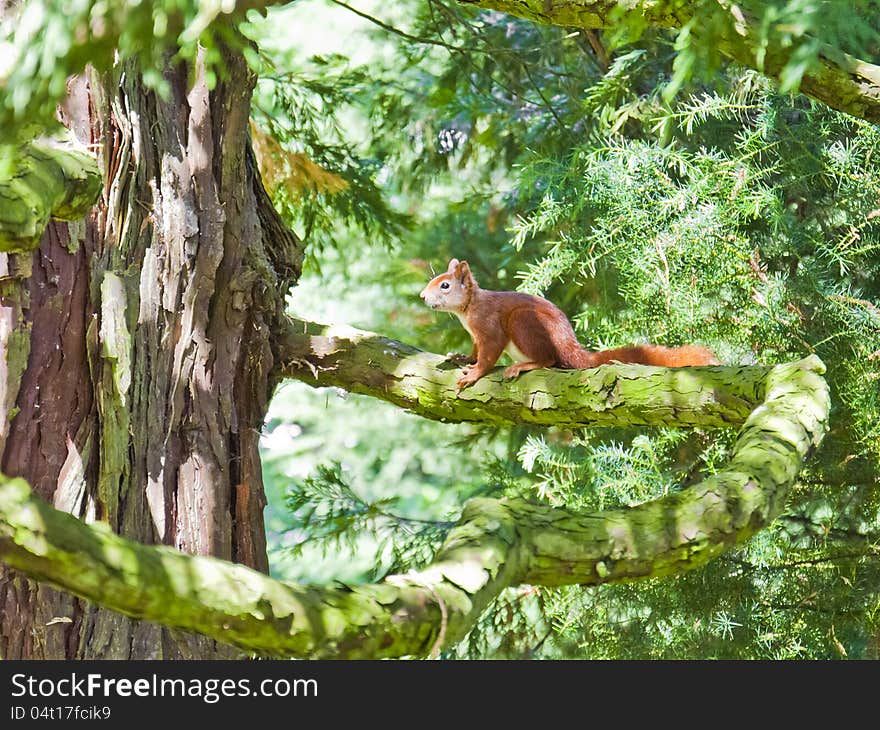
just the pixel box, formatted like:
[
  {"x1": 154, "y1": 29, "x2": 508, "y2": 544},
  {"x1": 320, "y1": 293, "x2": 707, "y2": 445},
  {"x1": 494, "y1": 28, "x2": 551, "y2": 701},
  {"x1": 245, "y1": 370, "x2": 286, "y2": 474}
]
[
  {"x1": 277, "y1": 318, "x2": 767, "y2": 428},
  {"x1": 457, "y1": 0, "x2": 880, "y2": 123},
  {"x1": 0, "y1": 132, "x2": 102, "y2": 252},
  {"x1": 0, "y1": 356, "x2": 829, "y2": 659}
]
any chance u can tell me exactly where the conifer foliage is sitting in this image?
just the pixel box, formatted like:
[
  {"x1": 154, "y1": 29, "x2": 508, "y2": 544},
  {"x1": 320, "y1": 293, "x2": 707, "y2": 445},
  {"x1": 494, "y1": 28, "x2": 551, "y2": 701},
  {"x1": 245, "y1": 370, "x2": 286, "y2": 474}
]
[
  {"x1": 257, "y1": 0, "x2": 880, "y2": 658},
  {"x1": 1, "y1": 0, "x2": 879, "y2": 658}
]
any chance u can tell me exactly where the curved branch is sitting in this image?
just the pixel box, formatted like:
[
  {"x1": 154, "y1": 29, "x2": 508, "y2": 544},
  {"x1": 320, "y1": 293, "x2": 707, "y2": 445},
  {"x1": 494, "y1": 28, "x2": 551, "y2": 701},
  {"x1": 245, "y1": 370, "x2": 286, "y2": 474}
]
[
  {"x1": 456, "y1": 0, "x2": 880, "y2": 123},
  {"x1": 0, "y1": 356, "x2": 829, "y2": 658},
  {"x1": 276, "y1": 318, "x2": 767, "y2": 429}
]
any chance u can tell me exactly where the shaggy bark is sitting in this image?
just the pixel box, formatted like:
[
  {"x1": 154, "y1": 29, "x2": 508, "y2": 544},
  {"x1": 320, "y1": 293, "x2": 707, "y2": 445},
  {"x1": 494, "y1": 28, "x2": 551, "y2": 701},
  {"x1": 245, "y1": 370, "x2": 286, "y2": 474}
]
[
  {"x1": 0, "y1": 356, "x2": 829, "y2": 659},
  {"x1": 0, "y1": 43, "x2": 303, "y2": 658}
]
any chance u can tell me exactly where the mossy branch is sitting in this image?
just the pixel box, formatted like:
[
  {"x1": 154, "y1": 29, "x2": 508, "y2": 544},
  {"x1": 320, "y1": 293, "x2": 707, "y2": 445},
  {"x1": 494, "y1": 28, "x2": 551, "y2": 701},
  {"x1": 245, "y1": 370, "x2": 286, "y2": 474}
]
[
  {"x1": 276, "y1": 318, "x2": 767, "y2": 429},
  {"x1": 0, "y1": 355, "x2": 829, "y2": 658},
  {"x1": 0, "y1": 129, "x2": 102, "y2": 252}
]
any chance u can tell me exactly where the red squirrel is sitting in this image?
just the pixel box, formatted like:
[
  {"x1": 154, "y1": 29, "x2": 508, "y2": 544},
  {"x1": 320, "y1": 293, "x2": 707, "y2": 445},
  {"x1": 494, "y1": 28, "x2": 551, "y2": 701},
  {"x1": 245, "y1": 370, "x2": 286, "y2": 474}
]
[{"x1": 420, "y1": 258, "x2": 719, "y2": 389}]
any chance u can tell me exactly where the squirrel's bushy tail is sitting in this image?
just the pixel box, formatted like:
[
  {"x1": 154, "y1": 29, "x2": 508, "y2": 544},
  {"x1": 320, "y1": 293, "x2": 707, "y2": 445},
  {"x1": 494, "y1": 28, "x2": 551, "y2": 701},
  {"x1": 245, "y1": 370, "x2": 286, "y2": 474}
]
[{"x1": 560, "y1": 344, "x2": 719, "y2": 369}]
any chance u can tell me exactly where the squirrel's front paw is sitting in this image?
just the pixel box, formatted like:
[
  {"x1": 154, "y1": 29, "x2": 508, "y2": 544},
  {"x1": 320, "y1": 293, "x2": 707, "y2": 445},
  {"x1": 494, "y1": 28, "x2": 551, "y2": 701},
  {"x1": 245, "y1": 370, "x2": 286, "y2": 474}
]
[{"x1": 456, "y1": 367, "x2": 481, "y2": 390}]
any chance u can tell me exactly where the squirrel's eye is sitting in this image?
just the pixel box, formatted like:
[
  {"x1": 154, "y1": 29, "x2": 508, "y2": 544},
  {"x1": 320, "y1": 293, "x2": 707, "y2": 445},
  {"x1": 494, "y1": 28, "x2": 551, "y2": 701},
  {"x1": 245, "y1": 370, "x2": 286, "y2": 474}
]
[{"x1": 440, "y1": 281, "x2": 450, "y2": 290}]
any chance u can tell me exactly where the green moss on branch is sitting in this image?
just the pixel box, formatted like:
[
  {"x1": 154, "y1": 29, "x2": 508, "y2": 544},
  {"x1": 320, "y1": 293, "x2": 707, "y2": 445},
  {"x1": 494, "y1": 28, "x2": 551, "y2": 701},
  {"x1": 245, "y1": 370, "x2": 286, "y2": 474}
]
[
  {"x1": 0, "y1": 131, "x2": 102, "y2": 252},
  {"x1": 276, "y1": 318, "x2": 767, "y2": 429},
  {"x1": 0, "y1": 355, "x2": 829, "y2": 658}
]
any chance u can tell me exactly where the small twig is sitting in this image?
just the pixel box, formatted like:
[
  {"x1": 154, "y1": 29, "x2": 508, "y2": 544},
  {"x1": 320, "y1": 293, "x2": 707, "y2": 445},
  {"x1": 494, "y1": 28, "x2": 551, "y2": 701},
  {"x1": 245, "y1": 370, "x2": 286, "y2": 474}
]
[
  {"x1": 427, "y1": 583, "x2": 448, "y2": 659},
  {"x1": 582, "y1": 30, "x2": 609, "y2": 71}
]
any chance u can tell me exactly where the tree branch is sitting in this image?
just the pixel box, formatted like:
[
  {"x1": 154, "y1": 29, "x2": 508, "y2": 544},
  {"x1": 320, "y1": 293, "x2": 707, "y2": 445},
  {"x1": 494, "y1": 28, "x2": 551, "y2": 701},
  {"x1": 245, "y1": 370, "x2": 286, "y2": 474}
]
[
  {"x1": 456, "y1": 0, "x2": 880, "y2": 123},
  {"x1": 275, "y1": 318, "x2": 768, "y2": 429},
  {"x1": 0, "y1": 355, "x2": 829, "y2": 658},
  {"x1": 0, "y1": 130, "x2": 102, "y2": 252}
]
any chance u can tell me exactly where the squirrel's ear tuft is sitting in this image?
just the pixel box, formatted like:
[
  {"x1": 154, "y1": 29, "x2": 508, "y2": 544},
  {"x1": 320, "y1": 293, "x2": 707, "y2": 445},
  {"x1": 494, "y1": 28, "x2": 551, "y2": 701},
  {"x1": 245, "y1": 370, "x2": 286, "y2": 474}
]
[
  {"x1": 458, "y1": 260, "x2": 474, "y2": 287},
  {"x1": 447, "y1": 258, "x2": 460, "y2": 273}
]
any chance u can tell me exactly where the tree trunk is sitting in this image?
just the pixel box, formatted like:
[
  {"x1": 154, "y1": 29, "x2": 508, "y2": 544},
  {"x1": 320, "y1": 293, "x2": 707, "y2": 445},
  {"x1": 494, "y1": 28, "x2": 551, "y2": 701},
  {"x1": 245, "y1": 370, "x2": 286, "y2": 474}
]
[{"x1": 0, "y1": 36, "x2": 301, "y2": 658}]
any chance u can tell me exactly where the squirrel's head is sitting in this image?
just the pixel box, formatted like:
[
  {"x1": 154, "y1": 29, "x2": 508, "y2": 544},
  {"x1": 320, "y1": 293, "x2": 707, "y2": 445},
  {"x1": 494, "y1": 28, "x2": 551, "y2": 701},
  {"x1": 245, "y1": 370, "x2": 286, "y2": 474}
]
[{"x1": 419, "y1": 258, "x2": 477, "y2": 312}]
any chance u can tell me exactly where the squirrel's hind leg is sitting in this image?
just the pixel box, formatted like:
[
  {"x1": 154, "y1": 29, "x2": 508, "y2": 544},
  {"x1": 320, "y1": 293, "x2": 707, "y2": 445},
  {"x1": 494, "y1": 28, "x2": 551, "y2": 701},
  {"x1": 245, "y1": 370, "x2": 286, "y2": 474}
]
[{"x1": 504, "y1": 307, "x2": 557, "y2": 379}]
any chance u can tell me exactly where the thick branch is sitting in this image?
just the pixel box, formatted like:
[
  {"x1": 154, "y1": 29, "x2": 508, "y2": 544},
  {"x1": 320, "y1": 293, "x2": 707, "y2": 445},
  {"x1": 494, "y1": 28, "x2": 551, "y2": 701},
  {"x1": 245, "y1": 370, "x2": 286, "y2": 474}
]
[
  {"x1": 457, "y1": 0, "x2": 880, "y2": 123},
  {"x1": 0, "y1": 131, "x2": 102, "y2": 252},
  {"x1": 0, "y1": 356, "x2": 829, "y2": 658},
  {"x1": 276, "y1": 318, "x2": 766, "y2": 429}
]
